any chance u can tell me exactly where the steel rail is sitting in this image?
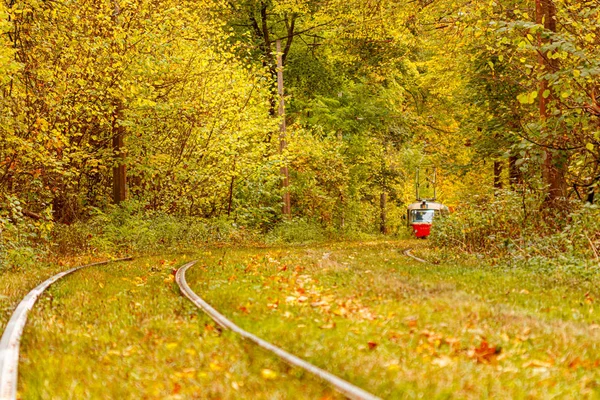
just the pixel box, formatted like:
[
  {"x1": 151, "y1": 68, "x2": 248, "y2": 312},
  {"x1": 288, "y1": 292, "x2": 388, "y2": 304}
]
[
  {"x1": 176, "y1": 261, "x2": 381, "y2": 400},
  {"x1": 0, "y1": 257, "x2": 133, "y2": 400},
  {"x1": 403, "y1": 249, "x2": 427, "y2": 263}
]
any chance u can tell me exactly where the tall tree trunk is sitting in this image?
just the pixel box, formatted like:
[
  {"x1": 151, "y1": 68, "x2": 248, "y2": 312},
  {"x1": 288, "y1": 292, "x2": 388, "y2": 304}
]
[
  {"x1": 494, "y1": 161, "x2": 503, "y2": 191},
  {"x1": 112, "y1": 104, "x2": 127, "y2": 204},
  {"x1": 277, "y1": 40, "x2": 291, "y2": 218},
  {"x1": 587, "y1": 174, "x2": 599, "y2": 204},
  {"x1": 536, "y1": 0, "x2": 567, "y2": 205},
  {"x1": 111, "y1": 5, "x2": 127, "y2": 205},
  {"x1": 509, "y1": 155, "x2": 523, "y2": 187},
  {"x1": 380, "y1": 192, "x2": 388, "y2": 234},
  {"x1": 227, "y1": 157, "x2": 237, "y2": 217}
]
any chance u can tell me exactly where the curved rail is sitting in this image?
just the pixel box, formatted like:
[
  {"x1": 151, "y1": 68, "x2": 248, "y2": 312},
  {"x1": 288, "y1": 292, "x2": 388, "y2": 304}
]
[
  {"x1": 403, "y1": 249, "x2": 427, "y2": 263},
  {"x1": 176, "y1": 261, "x2": 381, "y2": 400},
  {"x1": 0, "y1": 257, "x2": 133, "y2": 400}
]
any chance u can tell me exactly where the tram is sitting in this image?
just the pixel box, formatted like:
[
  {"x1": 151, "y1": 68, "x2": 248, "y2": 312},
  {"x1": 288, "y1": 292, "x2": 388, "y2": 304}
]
[
  {"x1": 407, "y1": 167, "x2": 449, "y2": 238},
  {"x1": 407, "y1": 200, "x2": 449, "y2": 238}
]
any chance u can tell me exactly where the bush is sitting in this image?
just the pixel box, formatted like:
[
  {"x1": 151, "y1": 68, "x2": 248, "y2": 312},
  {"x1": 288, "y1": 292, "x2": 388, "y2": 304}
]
[
  {"x1": 431, "y1": 190, "x2": 599, "y2": 266},
  {"x1": 52, "y1": 201, "x2": 262, "y2": 256},
  {"x1": 265, "y1": 219, "x2": 327, "y2": 244},
  {"x1": 0, "y1": 197, "x2": 53, "y2": 271}
]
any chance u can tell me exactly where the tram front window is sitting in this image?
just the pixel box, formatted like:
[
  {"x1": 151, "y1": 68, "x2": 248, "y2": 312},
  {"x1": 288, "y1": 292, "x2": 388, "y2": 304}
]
[{"x1": 412, "y1": 210, "x2": 435, "y2": 223}]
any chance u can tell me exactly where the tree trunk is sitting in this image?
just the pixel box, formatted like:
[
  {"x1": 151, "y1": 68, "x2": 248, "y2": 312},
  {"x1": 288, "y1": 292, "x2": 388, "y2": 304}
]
[
  {"x1": 536, "y1": 0, "x2": 567, "y2": 205},
  {"x1": 277, "y1": 40, "x2": 291, "y2": 218},
  {"x1": 112, "y1": 104, "x2": 127, "y2": 204},
  {"x1": 227, "y1": 158, "x2": 236, "y2": 217},
  {"x1": 494, "y1": 161, "x2": 503, "y2": 191},
  {"x1": 380, "y1": 192, "x2": 388, "y2": 234},
  {"x1": 509, "y1": 155, "x2": 523, "y2": 187},
  {"x1": 586, "y1": 174, "x2": 599, "y2": 204}
]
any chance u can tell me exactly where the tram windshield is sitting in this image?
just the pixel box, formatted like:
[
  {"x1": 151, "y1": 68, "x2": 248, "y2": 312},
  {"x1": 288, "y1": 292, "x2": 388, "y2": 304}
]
[{"x1": 411, "y1": 209, "x2": 435, "y2": 223}]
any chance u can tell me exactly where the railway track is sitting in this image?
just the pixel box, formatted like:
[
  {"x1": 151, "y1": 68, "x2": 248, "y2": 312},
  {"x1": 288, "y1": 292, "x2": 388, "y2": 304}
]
[
  {"x1": 403, "y1": 248, "x2": 427, "y2": 263},
  {"x1": 1, "y1": 257, "x2": 380, "y2": 399},
  {"x1": 176, "y1": 260, "x2": 381, "y2": 400},
  {"x1": 0, "y1": 257, "x2": 132, "y2": 400}
]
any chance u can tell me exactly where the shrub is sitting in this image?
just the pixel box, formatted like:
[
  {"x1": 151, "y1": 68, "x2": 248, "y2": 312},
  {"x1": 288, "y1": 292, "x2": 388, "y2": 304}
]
[
  {"x1": 52, "y1": 201, "x2": 263, "y2": 256},
  {"x1": 265, "y1": 219, "x2": 327, "y2": 244},
  {"x1": 431, "y1": 190, "x2": 599, "y2": 266}
]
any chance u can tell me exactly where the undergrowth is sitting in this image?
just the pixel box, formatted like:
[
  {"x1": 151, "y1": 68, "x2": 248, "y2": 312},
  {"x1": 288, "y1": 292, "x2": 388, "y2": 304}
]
[
  {"x1": 430, "y1": 190, "x2": 600, "y2": 269},
  {"x1": 0, "y1": 201, "x2": 264, "y2": 271},
  {"x1": 1, "y1": 201, "x2": 378, "y2": 271}
]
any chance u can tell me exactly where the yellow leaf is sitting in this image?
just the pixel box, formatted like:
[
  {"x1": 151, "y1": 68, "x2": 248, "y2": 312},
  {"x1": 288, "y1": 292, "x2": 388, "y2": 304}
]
[
  {"x1": 260, "y1": 369, "x2": 278, "y2": 380},
  {"x1": 432, "y1": 357, "x2": 453, "y2": 367},
  {"x1": 319, "y1": 322, "x2": 336, "y2": 330}
]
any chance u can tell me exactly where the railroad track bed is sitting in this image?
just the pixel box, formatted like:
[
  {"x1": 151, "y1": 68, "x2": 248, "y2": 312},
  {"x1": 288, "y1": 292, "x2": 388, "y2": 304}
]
[{"x1": 2, "y1": 241, "x2": 600, "y2": 398}]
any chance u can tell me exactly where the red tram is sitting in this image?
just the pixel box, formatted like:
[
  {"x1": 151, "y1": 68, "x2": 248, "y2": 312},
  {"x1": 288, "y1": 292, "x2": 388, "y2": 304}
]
[
  {"x1": 407, "y1": 168, "x2": 448, "y2": 238},
  {"x1": 407, "y1": 200, "x2": 449, "y2": 238}
]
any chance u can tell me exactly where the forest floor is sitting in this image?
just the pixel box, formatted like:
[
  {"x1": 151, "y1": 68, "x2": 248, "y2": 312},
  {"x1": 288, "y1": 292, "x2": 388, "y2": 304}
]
[{"x1": 2, "y1": 240, "x2": 600, "y2": 399}]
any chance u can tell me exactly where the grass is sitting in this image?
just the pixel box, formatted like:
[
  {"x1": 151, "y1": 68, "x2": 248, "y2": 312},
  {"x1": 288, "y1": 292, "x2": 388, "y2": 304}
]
[
  {"x1": 17, "y1": 256, "x2": 341, "y2": 399},
  {"x1": 184, "y1": 240, "x2": 600, "y2": 399},
  {"x1": 0, "y1": 256, "x2": 105, "y2": 335},
  {"x1": 6, "y1": 239, "x2": 600, "y2": 398}
]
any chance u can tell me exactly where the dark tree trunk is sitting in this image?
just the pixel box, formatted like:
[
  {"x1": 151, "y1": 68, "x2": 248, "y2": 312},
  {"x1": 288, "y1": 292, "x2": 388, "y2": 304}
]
[
  {"x1": 509, "y1": 155, "x2": 523, "y2": 187},
  {"x1": 494, "y1": 161, "x2": 503, "y2": 191},
  {"x1": 587, "y1": 175, "x2": 599, "y2": 204},
  {"x1": 536, "y1": 0, "x2": 567, "y2": 206},
  {"x1": 380, "y1": 192, "x2": 388, "y2": 234},
  {"x1": 112, "y1": 105, "x2": 127, "y2": 204}
]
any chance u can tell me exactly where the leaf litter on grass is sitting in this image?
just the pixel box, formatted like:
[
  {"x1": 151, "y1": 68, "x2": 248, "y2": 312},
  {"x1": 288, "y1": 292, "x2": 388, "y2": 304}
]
[
  {"x1": 17, "y1": 256, "x2": 343, "y2": 399},
  {"x1": 184, "y1": 241, "x2": 600, "y2": 399}
]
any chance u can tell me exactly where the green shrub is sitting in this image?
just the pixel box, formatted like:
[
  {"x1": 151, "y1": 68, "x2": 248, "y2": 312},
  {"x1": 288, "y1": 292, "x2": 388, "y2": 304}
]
[
  {"x1": 0, "y1": 197, "x2": 53, "y2": 271},
  {"x1": 431, "y1": 190, "x2": 599, "y2": 266},
  {"x1": 265, "y1": 219, "x2": 327, "y2": 244},
  {"x1": 52, "y1": 202, "x2": 263, "y2": 256}
]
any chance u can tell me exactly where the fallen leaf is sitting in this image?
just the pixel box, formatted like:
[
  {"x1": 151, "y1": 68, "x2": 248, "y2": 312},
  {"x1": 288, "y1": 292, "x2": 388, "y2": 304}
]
[
  {"x1": 468, "y1": 340, "x2": 501, "y2": 364},
  {"x1": 524, "y1": 360, "x2": 553, "y2": 368},
  {"x1": 367, "y1": 341, "x2": 378, "y2": 350},
  {"x1": 385, "y1": 362, "x2": 400, "y2": 371},
  {"x1": 260, "y1": 368, "x2": 278, "y2": 380},
  {"x1": 432, "y1": 356, "x2": 453, "y2": 367}
]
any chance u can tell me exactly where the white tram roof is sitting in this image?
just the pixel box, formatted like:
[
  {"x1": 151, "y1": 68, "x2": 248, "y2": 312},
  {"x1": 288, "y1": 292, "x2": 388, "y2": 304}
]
[{"x1": 407, "y1": 201, "x2": 448, "y2": 211}]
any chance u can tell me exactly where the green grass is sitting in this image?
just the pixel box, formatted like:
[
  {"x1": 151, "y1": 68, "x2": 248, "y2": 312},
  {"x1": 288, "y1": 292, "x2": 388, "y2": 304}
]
[
  {"x1": 185, "y1": 240, "x2": 600, "y2": 399},
  {"x1": 0, "y1": 256, "x2": 100, "y2": 334},
  {"x1": 17, "y1": 256, "x2": 341, "y2": 399},
  {"x1": 7, "y1": 240, "x2": 600, "y2": 398}
]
